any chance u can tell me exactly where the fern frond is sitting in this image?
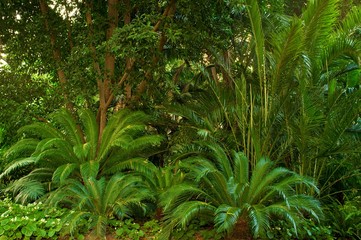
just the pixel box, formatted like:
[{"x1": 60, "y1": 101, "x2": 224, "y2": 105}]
[{"x1": 233, "y1": 151, "x2": 249, "y2": 184}]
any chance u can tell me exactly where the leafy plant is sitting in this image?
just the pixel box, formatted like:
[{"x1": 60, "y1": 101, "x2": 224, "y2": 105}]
[
  {"x1": 0, "y1": 108, "x2": 163, "y2": 203},
  {"x1": 0, "y1": 199, "x2": 84, "y2": 240},
  {"x1": 113, "y1": 219, "x2": 145, "y2": 240},
  {"x1": 326, "y1": 196, "x2": 361, "y2": 239},
  {"x1": 161, "y1": 142, "x2": 322, "y2": 239},
  {"x1": 267, "y1": 218, "x2": 333, "y2": 240},
  {"x1": 47, "y1": 161, "x2": 154, "y2": 239}
]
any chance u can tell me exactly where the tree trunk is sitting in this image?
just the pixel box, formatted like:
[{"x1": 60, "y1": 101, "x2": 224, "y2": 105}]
[
  {"x1": 226, "y1": 218, "x2": 253, "y2": 240},
  {"x1": 39, "y1": 0, "x2": 73, "y2": 110}
]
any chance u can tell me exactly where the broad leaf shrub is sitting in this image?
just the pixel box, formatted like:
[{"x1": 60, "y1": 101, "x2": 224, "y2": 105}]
[{"x1": 0, "y1": 199, "x2": 86, "y2": 240}]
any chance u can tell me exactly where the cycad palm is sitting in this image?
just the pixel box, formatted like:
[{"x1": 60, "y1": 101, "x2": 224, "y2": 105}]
[
  {"x1": 167, "y1": 0, "x2": 361, "y2": 196},
  {"x1": 48, "y1": 161, "x2": 153, "y2": 239},
  {"x1": 0, "y1": 108, "x2": 163, "y2": 203},
  {"x1": 161, "y1": 142, "x2": 322, "y2": 239}
]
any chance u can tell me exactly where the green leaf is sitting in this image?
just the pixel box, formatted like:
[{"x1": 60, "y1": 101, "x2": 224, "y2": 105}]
[
  {"x1": 116, "y1": 228, "x2": 124, "y2": 236},
  {"x1": 48, "y1": 229, "x2": 56, "y2": 237},
  {"x1": 21, "y1": 226, "x2": 33, "y2": 237},
  {"x1": 347, "y1": 69, "x2": 360, "y2": 88}
]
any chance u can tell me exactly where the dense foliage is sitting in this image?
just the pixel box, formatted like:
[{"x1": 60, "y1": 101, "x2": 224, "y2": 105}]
[{"x1": 0, "y1": 0, "x2": 360, "y2": 239}]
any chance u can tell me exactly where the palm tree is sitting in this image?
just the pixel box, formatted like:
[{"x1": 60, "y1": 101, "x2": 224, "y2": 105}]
[
  {"x1": 47, "y1": 161, "x2": 153, "y2": 239},
  {"x1": 160, "y1": 142, "x2": 322, "y2": 239},
  {"x1": 0, "y1": 108, "x2": 163, "y2": 203}
]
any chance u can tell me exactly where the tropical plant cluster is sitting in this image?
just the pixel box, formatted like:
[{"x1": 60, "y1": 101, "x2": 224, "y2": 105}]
[{"x1": 0, "y1": 0, "x2": 360, "y2": 239}]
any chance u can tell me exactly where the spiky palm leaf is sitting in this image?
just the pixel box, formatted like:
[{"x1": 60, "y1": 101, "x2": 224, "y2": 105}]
[
  {"x1": 167, "y1": 0, "x2": 361, "y2": 197},
  {"x1": 161, "y1": 142, "x2": 322, "y2": 239},
  {"x1": 1, "y1": 108, "x2": 163, "y2": 202},
  {"x1": 48, "y1": 161, "x2": 154, "y2": 239}
]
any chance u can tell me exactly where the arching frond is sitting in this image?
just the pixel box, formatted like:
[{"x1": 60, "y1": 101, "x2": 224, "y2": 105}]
[
  {"x1": 78, "y1": 109, "x2": 98, "y2": 160},
  {"x1": 18, "y1": 122, "x2": 61, "y2": 139},
  {"x1": 101, "y1": 157, "x2": 151, "y2": 175},
  {"x1": 0, "y1": 157, "x2": 37, "y2": 179},
  {"x1": 245, "y1": 0, "x2": 265, "y2": 80},
  {"x1": 338, "y1": 6, "x2": 361, "y2": 34},
  {"x1": 50, "y1": 109, "x2": 83, "y2": 146},
  {"x1": 270, "y1": 17, "x2": 304, "y2": 93},
  {"x1": 214, "y1": 205, "x2": 241, "y2": 234},
  {"x1": 302, "y1": 0, "x2": 339, "y2": 54},
  {"x1": 52, "y1": 163, "x2": 78, "y2": 185},
  {"x1": 80, "y1": 161, "x2": 99, "y2": 179},
  {"x1": 4, "y1": 138, "x2": 38, "y2": 159},
  {"x1": 233, "y1": 151, "x2": 249, "y2": 184},
  {"x1": 162, "y1": 142, "x2": 322, "y2": 238},
  {"x1": 9, "y1": 178, "x2": 45, "y2": 204},
  {"x1": 247, "y1": 204, "x2": 270, "y2": 237}
]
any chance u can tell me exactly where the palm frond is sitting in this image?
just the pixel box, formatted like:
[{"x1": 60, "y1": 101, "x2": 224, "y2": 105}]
[
  {"x1": 4, "y1": 138, "x2": 38, "y2": 159},
  {"x1": 125, "y1": 135, "x2": 164, "y2": 152},
  {"x1": 245, "y1": 0, "x2": 265, "y2": 80},
  {"x1": 78, "y1": 109, "x2": 98, "y2": 160},
  {"x1": 233, "y1": 151, "x2": 249, "y2": 184},
  {"x1": 201, "y1": 141, "x2": 233, "y2": 180},
  {"x1": 101, "y1": 157, "x2": 151, "y2": 175},
  {"x1": 17, "y1": 122, "x2": 62, "y2": 139},
  {"x1": 248, "y1": 158, "x2": 273, "y2": 197},
  {"x1": 52, "y1": 163, "x2": 78, "y2": 185},
  {"x1": 247, "y1": 204, "x2": 270, "y2": 237},
  {"x1": 9, "y1": 178, "x2": 45, "y2": 204},
  {"x1": 0, "y1": 157, "x2": 37, "y2": 179},
  {"x1": 161, "y1": 201, "x2": 215, "y2": 240},
  {"x1": 215, "y1": 205, "x2": 241, "y2": 234},
  {"x1": 98, "y1": 109, "x2": 148, "y2": 162},
  {"x1": 270, "y1": 17, "x2": 304, "y2": 93},
  {"x1": 80, "y1": 161, "x2": 99, "y2": 179},
  {"x1": 50, "y1": 109, "x2": 83, "y2": 146},
  {"x1": 338, "y1": 6, "x2": 361, "y2": 34},
  {"x1": 287, "y1": 195, "x2": 323, "y2": 221},
  {"x1": 302, "y1": 0, "x2": 339, "y2": 55},
  {"x1": 161, "y1": 183, "x2": 208, "y2": 211}
]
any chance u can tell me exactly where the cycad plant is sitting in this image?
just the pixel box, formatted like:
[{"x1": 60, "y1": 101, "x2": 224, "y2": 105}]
[
  {"x1": 161, "y1": 142, "x2": 322, "y2": 239},
  {"x1": 137, "y1": 165, "x2": 185, "y2": 219},
  {"x1": 47, "y1": 161, "x2": 153, "y2": 239},
  {"x1": 166, "y1": 0, "x2": 361, "y2": 196},
  {"x1": 0, "y1": 108, "x2": 163, "y2": 203}
]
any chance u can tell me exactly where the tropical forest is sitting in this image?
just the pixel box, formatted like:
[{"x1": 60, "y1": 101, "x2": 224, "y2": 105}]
[{"x1": 0, "y1": 0, "x2": 360, "y2": 239}]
